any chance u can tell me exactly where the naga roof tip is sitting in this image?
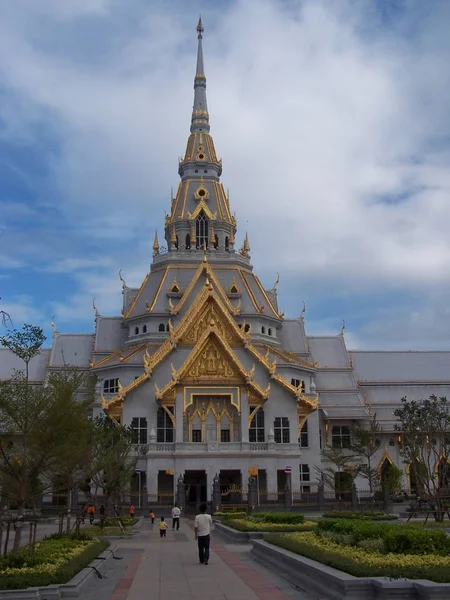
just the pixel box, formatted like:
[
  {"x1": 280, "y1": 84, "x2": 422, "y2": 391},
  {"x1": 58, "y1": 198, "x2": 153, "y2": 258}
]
[{"x1": 197, "y1": 16, "x2": 204, "y2": 37}]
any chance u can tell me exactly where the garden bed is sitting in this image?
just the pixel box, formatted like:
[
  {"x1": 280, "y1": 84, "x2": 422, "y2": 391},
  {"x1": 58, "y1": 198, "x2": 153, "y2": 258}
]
[
  {"x1": 225, "y1": 519, "x2": 317, "y2": 532},
  {"x1": 322, "y1": 511, "x2": 398, "y2": 521},
  {"x1": 0, "y1": 533, "x2": 109, "y2": 590}
]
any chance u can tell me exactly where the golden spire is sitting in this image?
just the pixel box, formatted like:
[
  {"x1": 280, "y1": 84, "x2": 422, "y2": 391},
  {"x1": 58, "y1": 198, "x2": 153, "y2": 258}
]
[
  {"x1": 171, "y1": 225, "x2": 177, "y2": 244},
  {"x1": 209, "y1": 222, "x2": 215, "y2": 246},
  {"x1": 240, "y1": 232, "x2": 250, "y2": 257},
  {"x1": 229, "y1": 225, "x2": 235, "y2": 245},
  {"x1": 153, "y1": 231, "x2": 160, "y2": 256}
]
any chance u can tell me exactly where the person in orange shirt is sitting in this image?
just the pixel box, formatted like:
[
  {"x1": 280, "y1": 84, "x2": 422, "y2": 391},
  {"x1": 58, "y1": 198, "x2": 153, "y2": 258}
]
[
  {"x1": 149, "y1": 510, "x2": 155, "y2": 524},
  {"x1": 129, "y1": 504, "x2": 135, "y2": 518},
  {"x1": 87, "y1": 504, "x2": 95, "y2": 525},
  {"x1": 159, "y1": 517, "x2": 168, "y2": 538}
]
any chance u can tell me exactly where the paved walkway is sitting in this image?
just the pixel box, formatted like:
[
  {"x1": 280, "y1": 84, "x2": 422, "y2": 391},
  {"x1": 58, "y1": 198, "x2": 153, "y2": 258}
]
[{"x1": 102, "y1": 520, "x2": 316, "y2": 600}]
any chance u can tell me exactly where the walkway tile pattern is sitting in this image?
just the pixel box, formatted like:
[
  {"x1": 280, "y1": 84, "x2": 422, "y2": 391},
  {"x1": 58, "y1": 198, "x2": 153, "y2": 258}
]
[{"x1": 105, "y1": 521, "x2": 315, "y2": 600}]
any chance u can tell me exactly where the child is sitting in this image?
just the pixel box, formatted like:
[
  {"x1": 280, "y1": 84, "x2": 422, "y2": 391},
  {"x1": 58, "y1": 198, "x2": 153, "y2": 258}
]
[
  {"x1": 87, "y1": 504, "x2": 95, "y2": 525},
  {"x1": 149, "y1": 510, "x2": 155, "y2": 524},
  {"x1": 159, "y1": 516, "x2": 168, "y2": 538}
]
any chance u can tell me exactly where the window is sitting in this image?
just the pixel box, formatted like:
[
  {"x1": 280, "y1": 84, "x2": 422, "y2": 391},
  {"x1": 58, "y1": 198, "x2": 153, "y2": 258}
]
[
  {"x1": 389, "y1": 438, "x2": 395, "y2": 446},
  {"x1": 192, "y1": 429, "x2": 202, "y2": 443},
  {"x1": 225, "y1": 236, "x2": 229, "y2": 251},
  {"x1": 142, "y1": 325, "x2": 147, "y2": 333},
  {"x1": 375, "y1": 439, "x2": 381, "y2": 447},
  {"x1": 157, "y1": 408, "x2": 174, "y2": 443},
  {"x1": 131, "y1": 417, "x2": 147, "y2": 444},
  {"x1": 299, "y1": 464, "x2": 311, "y2": 493},
  {"x1": 332, "y1": 425, "x2": 351, "y2": 449},
  {"x1": 134, "y1": 326, "x2": 139, "y2": 335},
  {"x1": 274, "y1": 417, "x2": 290, "y2": 443},
  {"x1": 249, "y1": 407, "x2": 265, "y2": 442},
  {"x1": 244, "y1": 324, "x2": 250, "y2": 333},
  {"x1": 319, "y1": 428, "x2": 323, "y2": 449},
  {"x1": 185, "y1": 234, "x2": 191, "y2": 250},
  {"x1": 291, "y1": 379, "x2": 305, "y2": 393},
  {"x1": 214, "y1": 234, "x2": 219, "y2": 249},
  {"x1": 268, "y1": 328, "x2": 272, "y2": 336},
  {"x1": 196, "y1": 211, "x2": 208, "y2": 249},
  {"x1": 166, "y1": 324, "x2": 170, "y2": 332},
  {"x1": 103, "y1": 378, "x2": 119, "y2": 394},
  {"x1": 220, "y1": 429, "x2": 230, "y2": 443},
  {"x1": 261, "y1": 326, "x2": 266, "y2": 334},
  {"x1": 299, "y1": 420, "x2": 308, "y2": 448},
  {"x1": 158, "y1": 323, "x2": 165, "y2": 332}
]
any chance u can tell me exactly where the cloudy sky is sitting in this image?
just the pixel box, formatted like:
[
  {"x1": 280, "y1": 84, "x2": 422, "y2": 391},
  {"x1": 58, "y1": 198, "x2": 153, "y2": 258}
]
[{"x1": 0, "y1": 0, "x2": 449, "y2": 350}]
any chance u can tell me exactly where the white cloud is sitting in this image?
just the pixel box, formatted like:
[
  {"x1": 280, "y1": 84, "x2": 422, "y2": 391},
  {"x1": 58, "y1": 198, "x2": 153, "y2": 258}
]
[{"x1": 0, "y1": 0, "x2": 450, "y2": 346}]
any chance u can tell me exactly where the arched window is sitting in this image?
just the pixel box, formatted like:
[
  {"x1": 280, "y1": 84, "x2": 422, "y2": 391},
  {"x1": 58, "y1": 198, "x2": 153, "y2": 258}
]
[
  {"x1": 185, "y1": 234, "x2": 191, "y2": 250},
  {"x1": 158, "y1": 323, "x2": 165, "y2": 332},
  {"x1": 134, "y1": 326, "x2": 139, "y2": 335},
  {"x1": 268, "y1": 328, "x2": 272, "y2": 336},
  {"x1": 175, "y1": 235, "x2": 179, "y2": 250},
  {"x1": 244, "y1": 324, "x2": 250, "y2": 333},
  {"x1": 142, "y1": 325, "x2": 147, "y2": 333},
  {"x1": 166, "y1": 324, "x2": 170, "y2": 332},
  {"x1": 214, "y1": 234, "x2": 219, "y2": 249},
  {"x1": 196, "y1": 211, "x2": 208, "y2": 249},
  {"x1": 249, "y1": 407, "x2": 265, "y2": 442},
  {"x1": 261, "y1": 326, "x2": 266, "y2": 334},
  {"x1": 225, "y1": 236, "x2": 229, "y2": 251}
]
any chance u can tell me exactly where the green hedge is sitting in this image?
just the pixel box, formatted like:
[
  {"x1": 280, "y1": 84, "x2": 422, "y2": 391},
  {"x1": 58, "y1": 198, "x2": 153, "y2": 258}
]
[
  {"x1": 266, "y1": 532, "x2": 450, "y2": 583},
  {"x1": 317, "y1": 518, "x2": 450, "y2": 555},
  {"x1": 226, "y1": 519, "x2": 316, "y2": 532},
  {"x1": 250, "y1": 512, "x2": 305, "y2": 524},
  {"x1": 0, "y1": 533, "x2": 109, "y2": 590},
  {"x1": 214, "y1": 512, "x2": 247, "y2": 519},
  {"x1": 322, "y1": 511, "x2": 398, "y2": 521}
]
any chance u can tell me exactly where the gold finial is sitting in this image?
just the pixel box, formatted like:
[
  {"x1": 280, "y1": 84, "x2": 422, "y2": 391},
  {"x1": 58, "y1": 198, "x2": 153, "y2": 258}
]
[
  {"x1": 153, "y1": 231, "x2": 160, "y2": 256},
  {"x1": 240, "y1": 232, "x2": 250, "y2": 257},
  {"x1": 229, "y1": 225, "x2": 235, "y2": 245},
  {"x1": 171, "y1": 225, "x2": 177, "y2": 244},
  {"x1": 202, "y1": 244, "x2": 207, "y2": 261}
]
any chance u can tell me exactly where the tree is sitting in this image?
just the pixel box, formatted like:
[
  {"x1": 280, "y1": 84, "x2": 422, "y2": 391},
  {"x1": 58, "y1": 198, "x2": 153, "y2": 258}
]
[
  {"x1": 394, "y1": 395, "x2": 450, "y2": 521},
  {"x1": 314, "y1": 446, "x2": 357, "y2": 502},
  {"x1": 85, "y1": 416, "x2": 140, "y2": 511},
  {"x1": 350, "y1": 414, "x2": 381, "y2": 496},
  {"x1": 0, "y1": 325, "x2": 95, "y2": 549}
]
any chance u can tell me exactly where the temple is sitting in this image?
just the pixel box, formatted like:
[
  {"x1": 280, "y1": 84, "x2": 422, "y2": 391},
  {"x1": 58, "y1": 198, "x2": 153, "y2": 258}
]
[{"x1": 2, "y1": 20, "x2": 450, "y2": 509}]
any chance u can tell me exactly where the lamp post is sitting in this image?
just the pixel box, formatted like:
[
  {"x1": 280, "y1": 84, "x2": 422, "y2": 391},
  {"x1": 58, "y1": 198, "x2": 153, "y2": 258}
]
[{"x1": 135, "y1": 470, "x2": 141, "y2": 509}]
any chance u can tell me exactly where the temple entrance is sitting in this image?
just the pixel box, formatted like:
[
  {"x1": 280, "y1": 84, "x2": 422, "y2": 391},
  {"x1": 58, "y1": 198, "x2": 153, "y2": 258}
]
[
  {"x1": 184, "y1": 470, "x2": 207, "y2": 513},
  {"x1": 220, "y1": 470, "x2": 242, "y2": 506}
]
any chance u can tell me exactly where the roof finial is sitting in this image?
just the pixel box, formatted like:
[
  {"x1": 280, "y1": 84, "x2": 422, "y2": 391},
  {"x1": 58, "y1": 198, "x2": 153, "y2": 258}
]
[
  {"x1": 340, "y1": 319, "x2": 346, "y2": 336},
  {"x1": 197, "y1": 15, "x2": 204, "y2": 38},
  {"x1": 300, "y1": 301, "x2": 306, "y2": 321},
  {"x1": 153, "y1": 231, "x2": 160, "y2": 256},
  {"x1": 240, "y1": 232, "x2": 251, "y2": 257},
  {"x1": 191, "y1": 18, "x2": 209, "y2": 133}
]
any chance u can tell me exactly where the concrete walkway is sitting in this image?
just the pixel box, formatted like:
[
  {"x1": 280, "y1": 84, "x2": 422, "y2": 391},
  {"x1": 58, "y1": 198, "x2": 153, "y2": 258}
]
[{"x1": 105, "y1": 521, "x2": 316, "y2": 600}]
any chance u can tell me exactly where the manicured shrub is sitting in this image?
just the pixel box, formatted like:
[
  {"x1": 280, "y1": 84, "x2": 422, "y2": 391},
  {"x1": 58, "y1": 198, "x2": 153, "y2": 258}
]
[
  {"x1": 266, "y1": 532, "x2": 450, "y2": 583},
  {"x1": 250, "y1": 512, "x2": 304, "y2": 524},
  {"x1": 214, "y1": 512, "x2": 247, "y2": 519},
  {"x1": 226, "y1": 519, "x2": 316, "y2": 532},
  {"x1": 322, "y1": 511, "x2": 398, "y2": 521}
]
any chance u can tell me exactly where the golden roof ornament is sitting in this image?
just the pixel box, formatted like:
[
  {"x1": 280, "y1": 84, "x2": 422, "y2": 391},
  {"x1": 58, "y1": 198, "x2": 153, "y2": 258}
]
[
  {"x1": 340, "y1": 319, "x2": 346, "y2": 336},
  {"x1": 118, "y1": 269, "x2": 127, "y2": 291},
  {"x1": 153, "y1": 231, "x2": 160, "y2": 256},
  {"x1": 51, "y1": 317, "x2": 57, "y2": 336},
  {"x1": 171, "y1": 225, "x2": 177, "y2": 244},
  {"x1": 240, "y1": 232, "x2": 250, "y2": 257},
  {"x1": 92, "y1": 298, "x2": 99, "y2": 320}
]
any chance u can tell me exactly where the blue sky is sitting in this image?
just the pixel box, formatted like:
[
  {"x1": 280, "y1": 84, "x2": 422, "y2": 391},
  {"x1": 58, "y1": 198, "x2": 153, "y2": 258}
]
[{"x1": 1, "y1": 0, "x2": 450, "y2": 349}]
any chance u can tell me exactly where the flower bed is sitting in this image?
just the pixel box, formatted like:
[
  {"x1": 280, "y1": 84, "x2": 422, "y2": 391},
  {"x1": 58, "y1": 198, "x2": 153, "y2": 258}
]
[
  {"x1": 225, "y1": 519, "x2": 317, "y2": 533},
  {"x1": 0, "y1": 533, "x2": 109, "y2": 590},
  {"x1": 322, "y1": 511, "x2": 398, "y2": 521},
  {"x1": 267, "y1": 531, "x2": 450, "y2": 583}
]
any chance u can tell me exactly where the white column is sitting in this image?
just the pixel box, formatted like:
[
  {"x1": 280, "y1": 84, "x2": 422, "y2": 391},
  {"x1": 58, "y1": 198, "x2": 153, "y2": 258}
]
[
  {"x1": 175, "y1": 392, "x2": 183, "y2": 443},
  {"x1": 240, "y1": 390, "x2": 249, "y2": 443},
  {"x1": 147, "y1": 465, "x2": 158, "y2": 503},
  {"x1": 266, "y1": 468, "x2": 278, "y2": 496}
]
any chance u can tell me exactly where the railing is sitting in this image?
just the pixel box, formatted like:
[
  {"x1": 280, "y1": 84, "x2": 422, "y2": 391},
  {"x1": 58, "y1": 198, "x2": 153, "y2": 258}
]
[
  {"x1": 154, "y1": 443, "x2": 175, "y2": 452},
  {"x1": 146, "y1": 441, "x2": 279, "y2": 453},
  {"x1": 249, "y1": 442, "x2": 268, "y2": 451}
]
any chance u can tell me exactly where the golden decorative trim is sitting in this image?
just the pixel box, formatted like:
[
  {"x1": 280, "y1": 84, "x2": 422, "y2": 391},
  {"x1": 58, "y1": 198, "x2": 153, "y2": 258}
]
[
  {"x1": 377, "y1": 451, "x2": 395, "y2": 476},
  {"x1": 146, "y1": 269, "x2": 169, "y2": 313},
  {"x1": 252, "y1": 273, "x2": 284, "y2": 319},
  {"x1": 227, "y1": 279, "x2": 241, "y2": 294},
  {"x1": 123, "y1": 271, "x2": 152, "y2": 318},
  {"x1": 120, "y1": 344, "x2": 147, "y2": 363},
  {"x1": 187, "y1": 198, "x2": 217, "y2": 221},
  {"x1": 90, "y1": 349, "x2": 122, "y2": 369}
]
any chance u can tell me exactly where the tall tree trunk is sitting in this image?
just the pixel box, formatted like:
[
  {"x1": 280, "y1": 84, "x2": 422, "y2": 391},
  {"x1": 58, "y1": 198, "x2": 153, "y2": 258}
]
[{"x1": 12, "y1": 501, "x2": 24, "y2": 552}]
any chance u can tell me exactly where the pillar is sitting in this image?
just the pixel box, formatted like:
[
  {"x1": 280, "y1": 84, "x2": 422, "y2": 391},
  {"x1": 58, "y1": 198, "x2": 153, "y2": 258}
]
[
  {"x1": 175, "y1": 392, "x2": 183, "y2": 443},
  {"x1": 248, "y1": 476, "x2": 257, "y2": 514},
  {"x1": 240, "y1": 391, "x2": 249, "y2": 443},
  {"x1": 176, "y1": 474, "x2": 186, "y2": 512},
  {"x1": 212, "y1": 474, "x2": 221, "y2": 514},
  {"x1": 147, "y1": 466, "x2": 158, "y2": 504}
]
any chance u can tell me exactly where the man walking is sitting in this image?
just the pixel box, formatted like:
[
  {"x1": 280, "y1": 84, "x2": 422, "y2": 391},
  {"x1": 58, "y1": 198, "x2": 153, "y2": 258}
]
[
  {"x1": 171, "y1": 503, "x2": 181, "y2": 531},
  {"x1": 194, "y1": 503, "x2": 212, "y2": 565}
]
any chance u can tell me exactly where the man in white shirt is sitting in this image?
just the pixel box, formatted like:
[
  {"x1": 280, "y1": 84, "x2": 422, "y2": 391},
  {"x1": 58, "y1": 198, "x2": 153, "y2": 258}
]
[
  {"x1": 194, "y1": 503, "x2": 212, "y2": 565},
  {"x1": 171, "y1": 503, "x2": 181, "y2": 530}
]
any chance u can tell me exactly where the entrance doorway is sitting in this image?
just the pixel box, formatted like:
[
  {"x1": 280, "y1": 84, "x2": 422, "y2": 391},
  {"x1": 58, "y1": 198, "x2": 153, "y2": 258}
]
[
  {"x1": 184, "y1": 470, "x2": 207, "y2": 513},
  {"x1": 220, "y1": 470, "x2": 242, "y2": 506}
]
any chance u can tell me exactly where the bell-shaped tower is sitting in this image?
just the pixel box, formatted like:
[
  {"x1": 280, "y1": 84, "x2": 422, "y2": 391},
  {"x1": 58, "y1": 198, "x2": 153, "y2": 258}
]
[{"x1": 161, "y1": 19, "x2": 241, "y2": 263}]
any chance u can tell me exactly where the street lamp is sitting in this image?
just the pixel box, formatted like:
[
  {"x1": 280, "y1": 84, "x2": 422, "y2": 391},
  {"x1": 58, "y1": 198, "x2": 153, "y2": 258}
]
[{"x1": 135, "y1": 470, "x2": 141, "y2": 509}]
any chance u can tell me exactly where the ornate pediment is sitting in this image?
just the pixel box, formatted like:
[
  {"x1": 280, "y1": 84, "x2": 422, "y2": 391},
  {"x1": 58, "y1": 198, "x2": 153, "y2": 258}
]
[
  {"x1": 181, "y1": 299, "x2": 237, "y2": 345},
  {"x1": 185, "y1": 337, "x2": 240, "y2": 381}
]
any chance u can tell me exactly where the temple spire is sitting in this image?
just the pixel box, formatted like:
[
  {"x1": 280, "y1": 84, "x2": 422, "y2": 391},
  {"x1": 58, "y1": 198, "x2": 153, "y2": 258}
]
[{"x1": 191, "y1": 17, "x2": 209, "y2": 133}]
